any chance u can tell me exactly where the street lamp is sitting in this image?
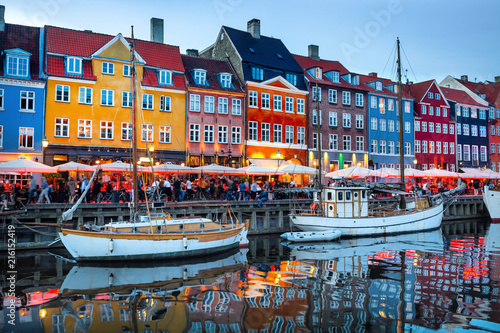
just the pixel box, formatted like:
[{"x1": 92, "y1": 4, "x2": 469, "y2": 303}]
[
  {"x1": 148, "y1": 143, "x2": 155, "y2": 152},
  {"x1": 277, "y1": 149, "x2": 281, "y2": 159},
  {"x1": 41, "y1": 135, "x2": 49, "y2": 164},
  {"x1": 413, "y1": 158, "x2": 417, "y2": 169}
]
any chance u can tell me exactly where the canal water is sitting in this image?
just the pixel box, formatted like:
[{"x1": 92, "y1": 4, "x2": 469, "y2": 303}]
[{"x1": 2, "y1": 219, "x2": 499, "y2": 332}]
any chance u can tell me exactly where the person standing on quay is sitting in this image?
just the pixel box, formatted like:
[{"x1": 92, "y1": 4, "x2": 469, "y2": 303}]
[
  {"x1": 250, "y1": 179, "x2": 258, "y2": 200},
  {"x1": 67, "y1": 177, "x2": 76, "y2": 203},
  {"x1": 38, "y1": 177, "x2": 50, "y2": 203},
  {"x1": 28, "y1": 175, "x2": 38, "y2": 204}
]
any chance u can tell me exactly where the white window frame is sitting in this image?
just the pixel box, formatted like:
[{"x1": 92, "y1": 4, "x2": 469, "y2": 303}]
[
  {"x1": 19, "y1": 127, "x2": 34, "y2": 149},
  {"x1": 285, "y1": 96, "x2": 294, "y2": 113},
  {"x1": 249, "y1": 91, "x2": 258, "y2": 107},
  {"x1": 261, "y1": 93, "x2": 270, "y2": 109},
  {"x1": 297, "y1": 98, "x2": 305, "y2": 114},
  {"x1": 20, "y1": 91, "x2": 35, "y2": 111},
  {"x1": 356, "y1": 114, "x2": 364, "y2": 129},
  {"x1": 142, "y1": 124, "x2": 153, "y2": 142},
  {"x1": 55, "y1": 118, "x2": 69, "y2": 137},
  {"x1": 189, "y1": 124, "x2": 200, "y2": 142},
  {"x1": 55, "y1": 84, "x2": 70, "y2": 103},
  {"x1": 100, "y1": 121, "x2": 114, "y2": 140},
  {"x1": 329, "y1": 89, "x2": 337, "y2": 103},
  {"x1": 66, "y1": 57, "x2": 82, "y2": 75},
  {"x1": 158, "y1": 70, "x2": 172, "y2": 85},
  {"x1": 231, "y1": 126, "x2": 241, "y2": 144},
  {"x1": 122, "y1": 91, "x2": 132, "y2": 108},
  {"x1": 121, "y1": 123, "x2": 132, "y2": 141},
  {"x1": 78, "y1": 87, "x2": 92, "y2": 105},
  {"x1": 343, "y1": 113, "x2": 351, "y2": 128},
  {"x1": 101, "y1": 89, "x2": 114, "y2": 106},
  {"x1": 232, "y1": 99, "x2": 242, "y2": 115},
  {"x1": 78, "y1": 119, "x2": 92, "y2": 139},
  {"x1": 190, "y1": 94, "x2": 200, "y2": 112},
  {"x1": 249, "y1": 121, "x2": 258, "y2": 141},
  {"x1": 218, "y1": 97, "x2": 228, "y2": 114},
  {"x1": 142, "y1": 93, "x2": 154, "y2": 110},
  {"x1": 204, "y1": 96, "x2": 215, "y2": 113},
  {"x1": 102, "y1": 62, "x2": 114, "y2": 75},
  {"x1": 273, "y1": 95, "x2": 282, "y2": 111},
  {"x1": 342, "y1": 91, "x2": 351, "y2": 105},
  {"x1": 273, "y1": 124, "x2": 282, "y2": 143},
  {"x1": 160, "y1": 95, "x2": 171, "y2": 112},
  {"x1": 330, "y1": 112, "x2": 338, "y2": 127},
  {"x1": 218, "y1": 125, "x2": 228, "y2": 144},
  {"x1": 297, "y1": 127, "x2": 305, "y2": 145},
  {"x1": 204, "y1": 125, "x2": 215, "y2": 143},
  {"x1": 261, "y1": 123, "x2": 270, "y2": 142},
  {"x1": 123, "y1": 64, "x2": 131, "y2": 77},
  {"x1": 286, "y1": 125, "x2": 294, "y2": 144}
]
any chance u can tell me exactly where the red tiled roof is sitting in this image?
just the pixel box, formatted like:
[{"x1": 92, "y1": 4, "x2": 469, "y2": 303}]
[
  {"x1": 402, "y1": 80, "x2": 434, "y2": 102},
  {"x1": 142, "y1": 68, "x2": 186, "y2": 90},
  {"x1": 45, "y1": 56, "x2": 97, "y2": 80},
  {"x1": 0, "y1": 23, "x2": 42, "y2": 80},
  {"x1": 45, "y1": 26, "x2": 184, "y2": 72},
  {"x1": 181, "y1": 55, "x2": 244, "y2": 93},
  {"x1": 358, "y1": 74, "x2": 412, "y2": 99},
  {"x1": 456, "y1": 78, "x2": 500, "y2": 107},
  {"x1": 440, "y1": 86, "x2": 482, "y2": 105}
]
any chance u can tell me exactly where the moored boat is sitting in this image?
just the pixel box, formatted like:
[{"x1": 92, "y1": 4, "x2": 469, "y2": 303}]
[
  {"x1": 281, "y1": 229, "x2": 342, "y2": 242},
  {"x1": 483, "y1": 186, "x2": 500, "y2": 223}
]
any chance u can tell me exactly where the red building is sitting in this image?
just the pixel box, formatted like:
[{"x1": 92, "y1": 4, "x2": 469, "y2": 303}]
[{"x1": 404, "y1": 80, "x2": 455, "y2": 171}]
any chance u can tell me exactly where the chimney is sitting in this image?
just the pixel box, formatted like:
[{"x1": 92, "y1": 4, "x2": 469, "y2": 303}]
[
  {"x1": 369, "y1": 72, "x2": 378, "y2": 77},
  {"x1": 0, "y1": 5, "x2": 5, "y2": 32},
  {"x1": 495, "y1": 76, "x2": 500, "y2": 83},
  {"x1": 308, "y1": 44, "x2": 319, "y2": 60},
  {"x1": 186, "y1": 49, "x2": 198, "y2": 57},
  {"x1": 247, "y1": 19, "x2": 260, "y2": 39},
  {"x1": 461, "y1": 75, "x2": 468, "y2": 82},
  {"x1": 150, "y1": 17, "x2": 164, "y2": 43}
]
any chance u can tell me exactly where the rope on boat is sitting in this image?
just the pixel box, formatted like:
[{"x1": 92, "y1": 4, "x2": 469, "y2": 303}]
[{"x1": 11, "y1": 217, "x2": 59, "y2": 236}]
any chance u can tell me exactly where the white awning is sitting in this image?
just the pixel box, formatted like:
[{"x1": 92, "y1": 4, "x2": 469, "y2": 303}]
[{"x1": 248, "y1": 158, "x2": 287, "y2": 170}]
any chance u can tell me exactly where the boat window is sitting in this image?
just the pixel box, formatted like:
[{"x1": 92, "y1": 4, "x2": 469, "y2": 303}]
[
  {"x1": 200, "y1": 223, "x2": 205, "y2": 229},
  {"x1": 156, "y1": 226, "x2": 162, "y2": 232},
  {"x1": 327, "y1": 191, "x2": 333, "y2": 201},
  {"x1": 354, "y1": 192, "x2": 358, "y2": 199},
  {"x1": 338, "y1": 191, "x2": 343, "y2": 201},
  {"x1": 362, "y1": 190, "x2": 366, "y2": 199},
  {"x1": 346, "y1": 191, "x2": 351, "y2": 201}
]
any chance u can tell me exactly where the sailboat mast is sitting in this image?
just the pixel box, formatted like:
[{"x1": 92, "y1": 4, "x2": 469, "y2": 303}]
[
  {"x1": 130, "y1": 26, "x2": 139, "y2": 215},
  {"x1": 315, "y1": 82, "x2": 323, "y2": 213},
  {"x1": 397, "y1": 38, "x2": 405, "y2": 191}
]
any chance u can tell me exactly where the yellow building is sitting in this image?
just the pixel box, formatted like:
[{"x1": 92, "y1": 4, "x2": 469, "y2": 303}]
[{"x1": 43, "y1": 26, "x2": 187, "y2": 166}]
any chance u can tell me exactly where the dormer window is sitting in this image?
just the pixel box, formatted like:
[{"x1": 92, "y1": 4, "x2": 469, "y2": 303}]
[
  {"x1": 66, "y1": 57, "x2": 82, "y2": 75},
  {"x1": 375, "y1": 81, "x2": 383, "y2": 91},
  {"x1": 193, "y1": 69, "x2": 207, "y2": 86},
  {"x1": 343, "y1": 73, "x2": 359, "y2": 86},
  {"x1": 324, "y1": 71, "x2": 339, "y2": 83},
  {"x1": 219, "y1": 73, "x2": 232, "y2": 89},
  {"x1": 251, "y1": 67, "x2": 264, "y2": 81},
  {"x1": 286, "y1": 73, "x2": 297, "y2": 86},
  {"x1": 102, "y1": 62, "x2": 114, "y2": 75},
  {"x1": 4, "y1": 49, "x2": 31, "y2": 78},
  {"x1": 315, "y1": 67, "x2": 322, "y2": 79},
  {"x1": 158, "y1": 70, "x2": 173, "y2": 85}
]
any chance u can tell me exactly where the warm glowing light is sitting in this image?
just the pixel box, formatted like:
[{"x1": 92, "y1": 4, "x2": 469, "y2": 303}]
[
  {"x1": 39, "y1": 309, "x2": 47, "y2": 318},
  {"x1": 276, "y1": 149, "x2": 281, "y2": 159},
  {"x1": 42, "y1": 135, "x2": 49, "y2": 148},
  {"x1": 181, "y1": 163, "x2": 185, "y2": 167},
  {"x1": 148, "y1": 143, "x2": 155, "y2": 152}
]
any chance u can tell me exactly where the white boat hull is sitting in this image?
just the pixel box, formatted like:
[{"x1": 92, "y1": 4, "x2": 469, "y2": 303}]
[
  {"x1": 290, "y1": 202, "x2": 444, "y2": 237},
  {"x1": 59, "y1": 226, "x2": 249, "y2": 261},
  {"x1": 281, "y1": 230, "x2": 342, "y2": 242},
  {"x1": 483, "y1": 186, "x2": 500, "y2": 223}
]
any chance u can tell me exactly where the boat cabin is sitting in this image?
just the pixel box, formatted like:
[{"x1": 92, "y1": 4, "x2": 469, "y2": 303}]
[{"x1": 315, "y1": 187, "x2": 369, "y2": 218}]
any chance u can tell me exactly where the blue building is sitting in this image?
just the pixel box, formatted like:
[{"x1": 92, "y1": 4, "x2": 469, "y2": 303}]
[
  {"x1": 362, "y1": 74, "x2": 414, "y2": 170},
  {"x1": 0, "y1": 18, "x2": 46, "y2": 163}
]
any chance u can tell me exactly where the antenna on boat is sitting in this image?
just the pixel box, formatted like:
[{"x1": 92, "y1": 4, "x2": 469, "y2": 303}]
[
  {"x1": 130, "y1": 26, "x2": 139, "y2": 217},
  {"x1": 397, "y1": 37, "x2": 405, "y2": 192}
]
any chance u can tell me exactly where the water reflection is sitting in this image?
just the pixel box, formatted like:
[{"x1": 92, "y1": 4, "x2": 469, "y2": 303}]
[{"x1": 3, "y1": 221, "x2": 500, "y2": 332}]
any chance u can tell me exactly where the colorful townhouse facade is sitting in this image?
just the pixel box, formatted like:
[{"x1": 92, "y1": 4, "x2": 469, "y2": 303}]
[
  {"x1": 404, "y1": 80, "x2": 455, "y2": 171},
  {"x1": 0, "y1": 22, "x2": 46, "y2": 163},
  {"x1": 439, "y1": 85, "x2": 489, "y2": 169},
  {"x1": 42, "y1": 24, "x2": 187, "y2": 166},
  {"x1": 200, "y1": 19, "x2": 309, "y2": 168},
  {"x1": 362, "y1": 74, "x2": 414, "y2": 170},
  {"x1": 181, "y1": 53, "x2": 246, "y2": 167},
  {"x1": 294, "y1": 47, "x2": 369, "y2": 172}
]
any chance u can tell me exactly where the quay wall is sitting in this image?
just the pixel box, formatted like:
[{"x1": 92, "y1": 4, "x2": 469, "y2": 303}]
[{"x1": 0, "y1": 196, "x2": 490, "y2": 250}]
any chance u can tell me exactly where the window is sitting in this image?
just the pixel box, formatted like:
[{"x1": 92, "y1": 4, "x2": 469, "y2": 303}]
[
  {"x1": 429, "y1": 122, "x2": 434, "y2": 133},
  {"x1": 457, "y1": 123, "x2": 462, "y2": 135},
  {"x1": 248, "y1": 121, "x2": 258, "y2": 141},
  {"x1": 231, "y1": 126, "x2": 241, "y2": 144},
  {"x1": 379, "y1": 119, "x2": 386, "y2": 131},
  {"x1": 388, "y1": 99, "x2": 394, "y2": 111},
  {"x1": 101, "y1": 89, "x2": 114, "y2": 106},
  {"x1": 342, "y1": 91, "x2": 351, "y2": 105},
  {"x1": 443, "y1": 108, "x2": 448, "y2": 117},
  {"x1": 261, "y1": 93, "x2": 270, "y2": 109},
  {"x1": 273, "y1": 95, "x2": 282, "y2": 111},
  {"x1": 203, "y1": 96, "x2": 214, "y2": 113},
  {"x1": 355, "y1": 93, "x2": 363, "y2": 107},
  {"x1": 343, "y1": 113, "x2": 351, "y2": 128},
  {"x1": 405, "y1": 121, "x2": 411, "y2": 133},
  {"x1": 0, "y1": 89, "x2": 3, "y2": 109},
  {"x1": 436, "y1": 141, "x2": 441, "y2": 154},
  {"x1": 356, "y1": 115, "x2": 364, "y2": 129},
  {"x1": 261, "y1": 123, "x2": 270, "y2": 142},
  {"x1": 343, "y1": 135, "x2": 351, "y2": 151},
  {"x1": 329, "y1": 134, "x2": 338, "y2": 150},
  {"x1": 380, "y1": 140, "x2": 386, "y2": 154},
  {"x1": 479, "y1": 109, "x2": 486, "y2": 120},
  {"x1": 286, "y1": 126, "x2": 294, "y2": 144},
  {"x1": 429, "y1": 106, "x2": 434, "y2": 115},
  {"x1": 100, "y1": 121, "x2": 113, "y2": 140},
  {"x1": 78, "y1": 119, "x2": 91, "y2": 138},
  {"x1": 444, "y1": 142, "x2": 448, "y2": 154},
  {"x1": 481, "y1": 146, "x2": 488, "y2": 162},
  {"x1": 297, "y1": 127, "x2": 305, "y2": 145},
  {"x1": 55, "y1": 85, "x2": 70, "y2": 102},
  {"x1": 273, "y1": 124, "x2": 282, "y2": 143},
  {"x1": 121, "y1": 123, "x2": 132, "y2": 140},
  {"x1": 78, "y1": 87, "x2": 92, "y2": 104},
  {"x1": 312, "y1": 132, "x2": 318, "y2": 149},
  {"x1": 422, "y1": 121, "x2": 427, "y2": 132},
  {"x1": 450, "y1": 124, "x2": 454, "y2": 135},
  {"x1": 471, "y1": 108, "x2": 477, "y2": 118},
  {"x1": 463, "y1": 124, "x2": 470, "y2": 136},
  {"x1": 220, "y1": 73, "x2": 232, "y2": 88},
  {"x1": 193, "y1": 70, "x2": 207, "y2": 85},
  {"x1": 285, "y1": 97, "x2": 294, "y2": 113},
  {"x1": 329, "y1": 89, "x2": 337, "y2": 103},
  {"x1": 158, "y1": 70, "x2": 172, "y2": 85},
  {"x1": 370, "y1": 96, "x2": 377, "y2": 108},
  {"x1": 251, "y1": 67, "x2": 264, "y2": 81},
  {"x1": 462, "y1": 107, "x2": 469, "y2": 117},
  {"x1": 415, "y1": 140, "x2": 421, "y2": 153},
  {"x1": 204, "y1": 125, "x2": 214, "y2": 143},
  {"x1": 356, "y1": 136, "x2": 364, "y2": 151},
  {"x1": 20, "y1": 91, "x2": 35, "y2": 111},
  {"x1": 189, "y1": 124, "x2": 200, "y2": 142},
  {"x1": 428, "y1": 92, "x2": 434, "y2": 99},
  {"x1": 450, "y1": 142, "x2": 455, "y2": 154},
  {"x1": 232, "y1": 99, "x2": 242, "y2": 115},
  {"x1": 312, "y1": 109, "x2": 322, "y2": 125},
  {"x1": 405, "y1": 101, "x2": 411, "y2": 113},
  {"x1": 122, "y1": 91, "x2": 132, "y2": 108},
  {"x1": 160, "y1": 95, "x2": 171, "y2": 112},
  {"x1": 249, "y1": 91, "x2": 258, "y2": 107},
  {"x1": 498, "y1": 144, "x2": 500, "y2": 155},
  {"x1": 190, "y1": 94, "x2": 200, "y2": 111},
  {"x1": 66, "y1": 57, "x2": 82, "y2": 75},
  {"x1": 471, "y1": 125, "x2": 478, "y2": 136},
  {"x1": 388, "y1": 120, "x2": 395, "y2": 132},
  {"x1": 286, "y1": 73, "x2": 297, "y2": 86},
  {"x1": 463, "y1": 145, "x2": 470, "y2": 161},
  {"x1": 218, "y1": 97, "x2": 228, "y2": 114},
  {"x1": 19, "y1": 127, "x2": 34, "y2": 149},
  {"x1": 312, "y1": 86, "x2": 322, "y2": 102},
  {"x1": 217, "y1": 125, "x2": 228, "y2": 144},
  {"x1": 492, "y1": 125, "x2": 496, "y2": 136},
  {"x1": 297, "y1": 99, "x2": 305, "y2": 114},
  {"x1": 422, "y1": 140, "x2": 428, "y2": 153},
  {"x1": 414, "y1": 120, "x2": 420, "y2": 132},
  {"x1": 491, "y1": 107, "x2": 496, "y2": 119},
  {"x1": 457, "y1": 144, "x2": 462, "y2": 160},
  {"x1": 330, "y1": 112, "x2": 338, "y2": 127},
  {"x1": 436, "y1": 123, "x2": 441, "y2": 133},
  {"x1": 142, "y1": 124, "x2": 153, "y2": 142},
  {"x1": 379, "y1": 98, "x2": 385, "y2": 114},
  {"x1": 55, "y1": 118, "x2": 69, "y2": 137},
  {"x1": 388, "y1": 141, "x2": 395, "y2": 154},
  {"x1": 472, "y1": 145, "x2": 479, "y2": 162},
  {"x1": 371, "y1": 139, "x2": 378, "y2": 153},
  {"x1": 443, "y1": 124, "x2": 448, "y2": 134},
  {"x1": 142, "y1": 94, "x2": 154, "y2": 110},
  {"x1": 492, "y1": 143, "x2": 496, "y2": 154},
  {"x1": 102, "y1": 62, "x2": 114, "y2": 75},
  {"x1": 371, "y1": 117, "x2": 378, "y2": 130},
  {"x1": 123, "y1": 64, "x2": 131, "y2": 77},
  {"x1": 6, "y1": 55, "x2": 29, "y2": 77},
  {"x1": 421, "y1": 105, "x2": 427, "y2": 114},
  {"x1": 429, "y1": 141, "x2": 435, "y2": 153}
]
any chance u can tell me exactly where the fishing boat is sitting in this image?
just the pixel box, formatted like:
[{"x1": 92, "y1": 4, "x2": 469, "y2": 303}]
[
  {"x1": 280, "y1": 229, "x2": 342, "y2": 242},
  {"x1": 482, "y1": 186, "x2": 500, "y2": 223},
  {"x1": 289, "y1": 38, "x2": 451, "y2": 238},
  {"x1": 58, "y1": 27, "x2": 248, "y2": 261}
]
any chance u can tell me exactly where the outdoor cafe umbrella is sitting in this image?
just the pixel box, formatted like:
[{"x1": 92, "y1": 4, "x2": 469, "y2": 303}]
[
  {"x1": 460, "y1": 167, "x2": 500, "y2": 179},
  {"x1": 369, "y1": 167, "x2": 400, "y2": 178},
  {"x1": 99, "y1": 161, "x2": 150, "y2": 173},
  {"x1": 401, "y1": 167, "x2": 428, "y2": 178},
  {"x1": 0, "y1": 156, "x2": 57, "y2": 184},
  {"x1": 238, "y1": 164, "x2": 284, "y2": 176},
  {"x1": 154, "y1": 162, "x2": 193, "y2": 174},
  {"x1": 56, "y1": 161, "x2": 97, "y2": 172},
  {"x1": 279, "y1": 163, "x2": 323, "y2": 175},
  {"x1": 325, "y1": 165, "x2": 372, "y2": 179},
  {"x1": 191, "y1": 163, "x2": 245, "y2": 175},
  {"x1": 423, "y1": 168, "x2": 459, "y2": 178}
]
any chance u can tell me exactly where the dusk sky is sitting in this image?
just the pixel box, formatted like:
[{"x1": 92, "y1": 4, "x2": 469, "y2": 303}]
[{"x1": 3, "y1": 0, "x2": 500, "y2": 84}]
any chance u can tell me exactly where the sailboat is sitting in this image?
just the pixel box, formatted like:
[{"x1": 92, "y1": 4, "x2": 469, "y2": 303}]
[
  {"x1": 288, "y1": 39, "x2": 459, "y2": 238},
  {"x1": 58, "y1": 27, "x2": 249, "y2": 261}
]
